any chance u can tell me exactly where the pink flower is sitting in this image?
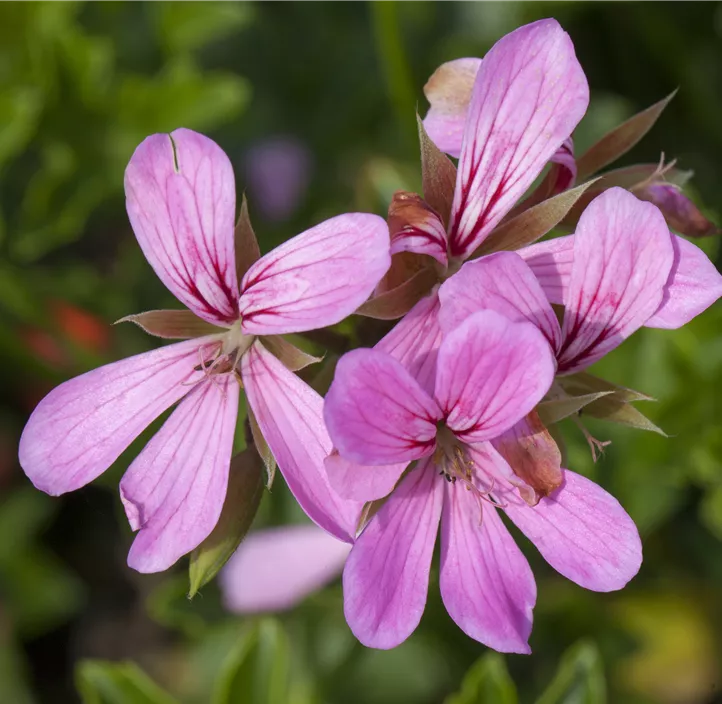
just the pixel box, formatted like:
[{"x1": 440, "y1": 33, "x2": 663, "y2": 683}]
[
  {"x1": 18, "y1": 128, "x2": 389, "y2": 572},
  {"x1": 324, "y1": 310, "x2": 642, "y2": 652},
  {"x1": 220, "y1": 525, "x2": 350, "y2": 613}
]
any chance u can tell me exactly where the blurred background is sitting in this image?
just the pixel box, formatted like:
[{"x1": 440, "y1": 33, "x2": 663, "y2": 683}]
[{"x1": 1, "y1": 2, "x2": 721, "y2": 702}]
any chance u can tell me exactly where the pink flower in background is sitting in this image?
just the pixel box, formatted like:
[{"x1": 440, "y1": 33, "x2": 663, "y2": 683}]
[
  {"x1": 324, "y1": 310, "x2": 642, "y2": 652},
  {"x1": 19, "y1": 128, "x2": 389, "y2": 573},
  {"x1": 245, "y1": 136, "x2": 312, "y2": 223},
  {"x1": 220, "y1": 525, "x2": 350, "y2": 613}
]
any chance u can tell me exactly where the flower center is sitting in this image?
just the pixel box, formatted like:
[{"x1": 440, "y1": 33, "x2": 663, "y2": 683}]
[{"x1": 196, "y1": 320, "x2": 254, "y2": 380}]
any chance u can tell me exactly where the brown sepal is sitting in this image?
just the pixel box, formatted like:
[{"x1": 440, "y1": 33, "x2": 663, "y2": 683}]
[
  {"x1": 417, "y1": 114, "x2": 457, "y2": 227},
  {"x1": 235, "y1": 194, "x2": 261, "y2": 282},
  {"x1": 260, "y1": 335, "x2": 323, "y2": 372},
  {"x1": 356, "y1": 267, "x2": 438, "y2": 320},
  {"x1": 115, "y1": 309, "x2": 225, "y2": 339},
  {"x1": 248, "y1": 408, "x2": 277, "y2": 488}
]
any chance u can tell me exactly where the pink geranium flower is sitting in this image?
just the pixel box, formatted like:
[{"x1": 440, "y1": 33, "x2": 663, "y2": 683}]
[
  {"x1": 19, "y1": 128, "x2": 388, "y2": 572},
  {"x1": 324, "y1": 310, "x2": 642, "y2": 652}
]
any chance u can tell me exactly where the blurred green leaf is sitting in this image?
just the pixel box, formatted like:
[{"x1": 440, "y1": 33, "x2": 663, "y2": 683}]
[
  {"x1": 189, "y1": 448, "x2": 264, "y2": 597},
  {"x1": 0, "y1": 88, "x2": 43, "y2": 169},
  {"x1": 445, "y1": 652, "x2": 517, "y2": 704},
  {"x1": 213, "y1": 619, "x2": 290, "y2": 704},
  {"x1": 157, "y1": 2, "x2": 253, "y2": 54},
  {"x1": 535, "y1": 641, "x2": 606, "y2": 704},
  {"x1": 76, "y1": 660, "x2": 177, "y2": 704}
]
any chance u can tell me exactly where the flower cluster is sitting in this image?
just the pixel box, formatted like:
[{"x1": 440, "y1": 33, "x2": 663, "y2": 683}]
[{"x1": 19, "y1": 19, "x2": 722, "y2": 653}]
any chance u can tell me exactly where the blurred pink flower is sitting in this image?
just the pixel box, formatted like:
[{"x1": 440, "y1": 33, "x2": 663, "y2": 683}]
[
  {"x1": 324, "y1": 310, "x2": 641, "y2": 652},
  {"x1": 220, "y1": 525, "x2": 350, "y2": 613},
  {"x1": 245, "y1": 136, "x2": 312, "y2": 222},
  {"x1": 19, "y1": 128, "x2": 389, "y2": 573}
]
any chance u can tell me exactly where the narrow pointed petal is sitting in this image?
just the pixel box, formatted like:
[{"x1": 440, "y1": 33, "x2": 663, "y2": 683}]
[
  {"x1": 375, "y1": 290, "x2": 443, "y2": 397},
  {"x1": 423, "y1": 58, "x2": 481, "y2": 158},
  {"x1": 324, "y1": 349, "x2": 442, "y2": 466},
  {"x1": 503, "y1": 470, "x2": 642, "y2": 592},
  {"x1": 343, "y1": 461, "x2": 443, "y2": 649},
  {"x1": 519, "y1": 235, "x2": 574, "y2": 305},
  {"x1": 325, "y1": 451, "x2": 406, "y2": 502},
  {"x1": 645, "y1": 235, "x2": 722, "y2": 329},
  {"x1": 19, "y1": 337, "x2": 217, "y2": 495},
  {"x1": 239, "y1": 213, "x2": 391, "y2": 335},
  {"x1": 125, "y1": 129, "x2": 240, "y2": 325},
  {"x1": 558, "y1": 188, "x2": 674, "y2": 373},
  {"x1": 122, "y1": 377, "x2": 239, "y2": 573},
  {"x1": 438, "y1": 252, "x2": 561, "y2": 351},
  {"x1": 435, "y1": 311, "x2": 555, "y2": 443},
  {"x1": 388, "y1": 192, "x2": 448, "y2": 266},
  {"x1": 440, "y1": 487, "x2": 535, "y2": 654},
  {"x1": 448, "y1": 20, "x2": 589, "y2": 260},
  {"x1": 220, "y1": 525, "x2": 351, "y2": 613},
  {"x1": 241, "y1": 341, "x2": 361, "y2": 543}
]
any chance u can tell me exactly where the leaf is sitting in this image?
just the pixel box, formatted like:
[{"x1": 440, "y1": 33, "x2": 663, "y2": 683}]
[
  {"x1": 576, "y1": 91, "x2": 677, "y2": 179},
  {"x1": 445, "y1": 652, "x2": 518, "y2": 704},
  {"x1": 249, "y1": 409, "x2": 276, "y2": 489},
  {"x1": 76, "y1": 660, "x2": 178, "y2": 704},
  {"x1": 189, "y1": 449, "x2": 265, "y2": 597},
  {"x1": 355, "y1": 267, "x2": 437, "y2": 320},
  {"x1": 212, "y1": 619, "x2": 290, "y2": 704},
  {"x1": 260, "y1": 336, "x2": 323, "y2": 372},
  {"x1": 235, "y1": 194, "x2": 261, "y2": 282},
  {"x1": 537, "y1": 392, "x2": 613, "y2": 425},
  {"x1": 417, "y1": 114, "x2": 457, "y2": 227},
  {"x1": 535, "y1": 641, "x2": 606, "y2": 704},
  {"x1": 0, "y1": 87, "x2": 43, "y2": 169},
  {"x1": 472, "y1": 179, "x2": 600, "y2": 257},
  {"x1": 115, "y1": 310, "x2": 226, "y2": 339}
]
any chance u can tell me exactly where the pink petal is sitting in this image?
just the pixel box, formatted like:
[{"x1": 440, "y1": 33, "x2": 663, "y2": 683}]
[
  {"x1": 125, "y1": 129, "x2": 239, "y2": 325},
  {"x1": 374, "y1": 290, "x2": 443, "y2": 397},
  {"x1": 440, "y1": 487, "x2": 535, "y2": 654},
  {"x1": 645, "y1": 234, "x2": 722, "y2": 329},
  {"x1": 343, "y1": 460, "x2": 443, "y2": 649},
  {"x1": 19, "y1": 337, "x2": 218, "y2": 496},
  {"x1": 549, "y1": 137, "x2": 577, "y2": 194},
  {"x1": 518, "y1": 235, "x2": 574, "y2": 305},
  {"x1": 325, "y1": 451, "x2": 406, "y2": 503},
  {"x1": 502, "y1": 470, "x2": 642, "y2": 592},
  {"x1": 239, "y1": 213, "x2": 391, "y2": 335},
  {"x1": 122, "y1": 377, "x2": 239, "y2": 573},
  {"x1": 241, "y1": 341, "x2": 361, "y2": 543},
  {"x1": 435, "y1": 311, "x2": 555, "y2": 443},
  {"x1": 423, "y1": 57, "x2": 482, "y2": 159},
  {"x1": 388, "y1": 192, "x2": 449, "y2": 266},
  {"x1": 448, "y1": 20, "x2": 588, "y2": 260},
  {"x1": 324, "y1": 348, "x2": 442, "y2": 466},
  {"x1": 557, "y1": 188, "x2": 674, "y2": 373},
  {"x1": 220, "y1": 525, "x2": 351, "y2": 613},
  {"x1": 438, "y1": 252, "x2": 561, "y2": 351}
]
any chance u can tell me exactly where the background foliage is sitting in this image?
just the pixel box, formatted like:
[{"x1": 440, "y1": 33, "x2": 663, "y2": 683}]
[{"x1": 1, "y1": 2, "x2": 721, "y2": 703}]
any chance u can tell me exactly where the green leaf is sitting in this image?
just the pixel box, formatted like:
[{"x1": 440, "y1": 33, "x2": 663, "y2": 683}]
[
  {"x1": 76, "y1": 660, "x2": 177, "y2": 704},
  {"x1": 156, "y1": 2, "x2": 253, "y2": 54},
  {"x1": 213, "y1": 619, "x2": 290, "y2": 704},
  {"x1": 535, "y1": 641, "x2": 606, "y2": 704},
  {"x1": 445, "y1": 652, "x2": 517, "y2": 704},
  {"x1": 189, "y1": 448, "x2": 265, "y2": 597},
  {"x1": 0, "y1": 87, "x2": 43, "y2": 169}
]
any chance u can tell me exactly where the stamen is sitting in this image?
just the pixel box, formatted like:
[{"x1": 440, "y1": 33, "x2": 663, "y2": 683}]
[{"x1": 573, "y1": 416, "x2": 611, "y2": 462}]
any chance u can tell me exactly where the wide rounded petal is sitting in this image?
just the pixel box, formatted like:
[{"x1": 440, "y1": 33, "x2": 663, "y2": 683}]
[
  {"x1": 558, "y1": 188, "x2": 674, "y2": 373},
  {"x1": 438, "y1": 252, "x2": 561, "y2": 351},
  {"x1": 519, "y1": 235, "x2": 574, "y2": 305},
  {"x1": 239, "y1": 213, "x2": 391, "y2": 335},
  {"x1": 324, "y1": 349, "x2": 443, "y2": 466},
  {"x1": 19, "y1": 337, "x2": 218, "y2": 496},
  {"x1": 503, "y1": 470, "x2": 642, "y2": 591},
  {"x1": 220, "y1": 525, "x2": 351, "y2": 613},
  {"x1": 440, "y1": 487, "x2": 535, "y2": 654},
  {"x1": 125, "y1": 129, "x2": 239, "y2": 325},
  {"x1": 448, "y1": 19, "x2": 589, "y2": 260},
  {"x1": 374, "y1": 290, "x2": 443, "y2": 397},
  {"x1": 435, "y1": 311, "x2": 555, "y2": 443},
  {"x1": 343, "y1": 460, "x2": 443, "y2": 649},
  {"x1": 423, "y1": 58, "x2": 482, "y2": 158},
  {"x1": 325, "y1": 451, "x2": 406, "y2": 503},
  {"x1": 122, "y1": 376, "x2": 239, "y2": 573},
  {"x1": 645, "y1": 235, "x2": 722, "y2": 329},
  {"x1": 241, "y1": 341, "x2": 361, "y2": 543}
]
